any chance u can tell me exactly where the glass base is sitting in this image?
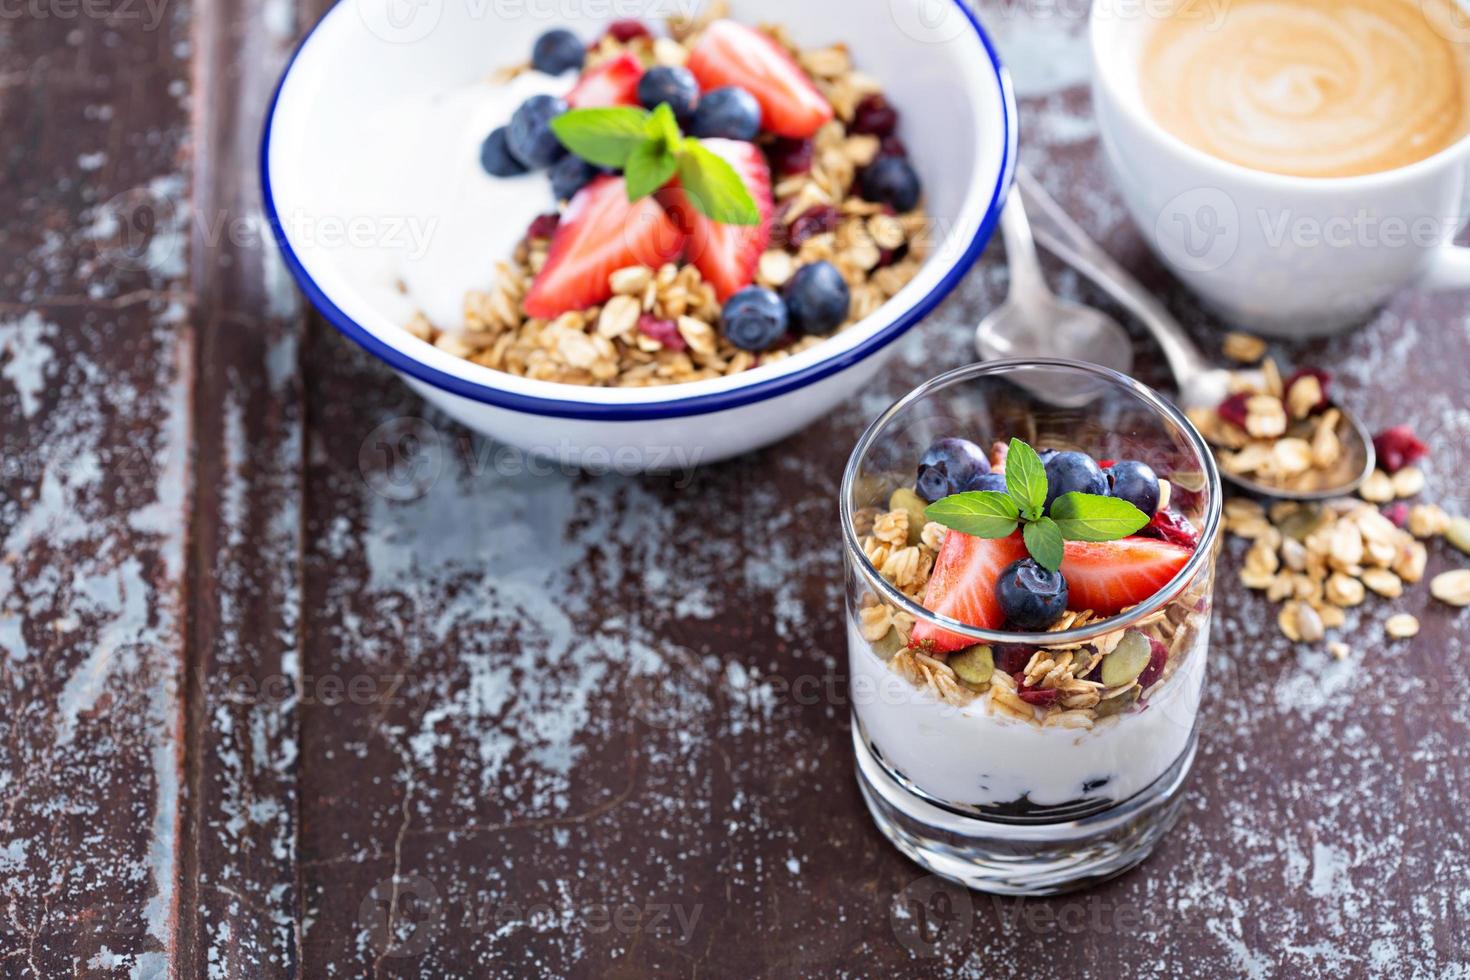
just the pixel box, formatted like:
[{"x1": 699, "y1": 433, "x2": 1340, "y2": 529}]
[{"x1": 854, "y1": 723, "x2": 1197, "y2": 896}]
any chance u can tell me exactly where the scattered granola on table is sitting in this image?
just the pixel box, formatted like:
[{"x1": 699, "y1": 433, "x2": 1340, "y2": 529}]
[
  {"x1": 407, "y1": 7, "x2": 931, "y2": 388},
  {"x1": 1221, "y1": 422, "x2": 1470, "y2": 646}
]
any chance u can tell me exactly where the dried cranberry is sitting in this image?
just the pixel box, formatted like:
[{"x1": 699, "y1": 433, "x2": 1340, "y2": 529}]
[
  {"x1": 1140, "y1": 509, "x2": 1200, "y2": 549},
  {"x1": 768, "y1": 138, "x2": 815, "y2": 176},
  {"x1": 787, "y1": 204, "x2": 841, "y2": 247},
  {"x1": 1217, "y1": 392, "x2": 1251, "y2": 430},
  {"x1": 1098, "y1": 459, "x2": 1116, "y2": 469},
  {"x1": 1137, "y1": 637, "x2": 1169, "y2": 690},
  {"x1": 851, "y1": 94, "x2": 899, "y2": 137},
  {"x1": 1017, "y1": 686, "x2": 1060, "y2": 707},
  {"x1": 1383, "y1": 501, "x2": 1411, "y2": 528},
  {"x1": 875, "y1": 246, "x2": 900, "y2": 268},
  {"x1": 1373, "y1": 426, "x2": 1428, "y2": 474},
  {"x1": 638, "y1": 315, "x2": 686, "y2": 351},
  {"x1": 994, "y1": 645, "x2": 1035, "y2": 675},
  {"x1": 878, "y1": 135, "x2": 908, "y2": 159},
  {"x1": 604, "y1": 19, "x2": 651, "y2": 42},
  {"x1": 1284, "y1": 368, "x2": 1332, "y2": 414},
  {"x1": 526, "y1": 212, "x2": 561, "y2": 241}
]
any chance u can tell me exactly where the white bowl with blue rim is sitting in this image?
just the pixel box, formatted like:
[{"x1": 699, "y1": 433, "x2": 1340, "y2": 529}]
[{"x1": 263, "y1": 0, "x2": 1016, "y2": 471}]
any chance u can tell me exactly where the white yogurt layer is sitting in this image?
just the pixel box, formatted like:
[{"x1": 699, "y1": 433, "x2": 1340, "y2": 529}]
[
  {"x1": 367, "y1": 71, "x2": 572, "y2": 330},
  {"x1": 849, "y1": 621, "x2": 1206, "y2": 808}
]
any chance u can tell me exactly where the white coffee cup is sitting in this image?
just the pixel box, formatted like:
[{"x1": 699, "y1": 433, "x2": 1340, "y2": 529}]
[{"x1": 1089, "y1": 0, "x2": 1470, "y2": 338}]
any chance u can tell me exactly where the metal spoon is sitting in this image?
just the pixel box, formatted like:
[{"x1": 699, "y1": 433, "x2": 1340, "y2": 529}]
[
  {"x1": 1014, "y1": 168, "x2": 1375, "y2": 501},
  {"x1": 976, "y1": 192, "x2": 1135, "y2": 382}
]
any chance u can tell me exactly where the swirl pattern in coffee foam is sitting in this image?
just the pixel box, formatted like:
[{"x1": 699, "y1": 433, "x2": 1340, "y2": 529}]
[{"x1": 1141, "y1": 0, "x2": 1470, "y2": 178}]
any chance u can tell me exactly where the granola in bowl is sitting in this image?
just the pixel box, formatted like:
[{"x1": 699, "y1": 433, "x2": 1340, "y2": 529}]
[{"x1": 406, "y1": 4, "x2": 931, "y2": 388}]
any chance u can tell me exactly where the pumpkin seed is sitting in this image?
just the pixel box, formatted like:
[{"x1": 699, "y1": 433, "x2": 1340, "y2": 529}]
[
  {"x1": 948, "y1": 645, "x2": 994, "y2": 686},
  {"x1": 1100, "y1": 632, "x2": 1151, "y2": 688}
]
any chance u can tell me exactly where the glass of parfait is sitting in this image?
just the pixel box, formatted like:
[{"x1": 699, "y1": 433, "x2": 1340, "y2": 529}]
[{"x1": 842, "y1": 358, "x2": 1222, "y2": 896}]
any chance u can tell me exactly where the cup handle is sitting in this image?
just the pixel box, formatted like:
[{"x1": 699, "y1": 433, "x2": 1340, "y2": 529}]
[{"x1": 1420, "y1": 245, "x2": 1470, "y2": 291}]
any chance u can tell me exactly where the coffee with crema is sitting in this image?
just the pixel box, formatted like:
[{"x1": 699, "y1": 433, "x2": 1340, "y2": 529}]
[{"x1": 1140, "y1": 0, "x2": 1470, "y2": 178}]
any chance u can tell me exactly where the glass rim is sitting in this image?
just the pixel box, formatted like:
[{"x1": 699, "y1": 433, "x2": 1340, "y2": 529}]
[{"x1": 840, "y1": 357, "x2": 1224, "y2": 648}]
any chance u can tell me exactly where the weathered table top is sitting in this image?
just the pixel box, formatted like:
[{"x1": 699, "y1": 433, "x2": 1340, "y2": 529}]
[{"x1": 3, "y1": 2, "x2": 1469, "y2": 976}]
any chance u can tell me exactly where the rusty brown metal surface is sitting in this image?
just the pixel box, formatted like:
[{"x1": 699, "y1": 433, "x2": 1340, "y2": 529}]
[{"x1": 3, "y1": 2, "x2": 1470, "y2": 977}]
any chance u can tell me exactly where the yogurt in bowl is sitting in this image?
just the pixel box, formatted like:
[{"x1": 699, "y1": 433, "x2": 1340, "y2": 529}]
[{"x1": 261, "y1": 0, "x2": 1017, "y2": 469}]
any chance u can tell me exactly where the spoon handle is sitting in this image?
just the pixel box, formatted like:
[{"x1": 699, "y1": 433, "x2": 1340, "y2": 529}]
[
  {"x1": 998, "y1": 193, "x2": 1052, "y2": 310},
  {"x1": 1016, "y1": 169, "x2": 1211, "y2": 385}
]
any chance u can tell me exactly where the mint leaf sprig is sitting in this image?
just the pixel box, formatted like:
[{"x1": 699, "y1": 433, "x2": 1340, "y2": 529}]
[
  {"x1": 923, "y1": 438, "x2": 1149, "y2": 573},
  {"x1": 549, "y1": 105, "x2": 759, "y2": 226}
]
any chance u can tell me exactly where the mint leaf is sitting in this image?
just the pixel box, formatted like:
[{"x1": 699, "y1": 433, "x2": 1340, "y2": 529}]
[
  {"x1": 647, "y1": 102, "x2": 682, "y2": 151},
  {"x1": 676, "y1": 139, "x2": 760, "y2": 226},
  {"x1": 1022, "y1": 517, "x2": 1065, "y2": 573},
  {"x1": 1050, "y1": 492, "x2": 1149, "y2": 542},
  {"x1": 550, "y1": 107, "x2": 651, "y2": 168},
  {"x1": 1005, "y1": 439, "x2": 1049, "y2": 521},
  {"x1": 625, "y1": 141, "x2": 678, "y2": 200},
  {"x1": 924, "y1": 491, "x2": 1019, "y2": 539}
]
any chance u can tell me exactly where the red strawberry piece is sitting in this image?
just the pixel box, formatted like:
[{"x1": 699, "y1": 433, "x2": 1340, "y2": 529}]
[
  {"x1": 1058, "y1": 538, "x2": 1193, "y2": 618},
  {"x1": 851, "y1": 94, "x2": 899, "y2": 137},
  {"x1": 878, "y1": 135, "x2": 908, "y2": 159},
  {"x1": 658, "y1": 138, "x2": 773, "y2": 301},
  {"x1": 685, "y1": 20, "x2": 835, "y2": 138},
  {"x1": 1373, "y1": 426, "x2": 1428, "y2": 474},
  {"x1": 523, "y1": 176, "x2": 686, "y2": 319},
  {"x1": 1383, "y1": 501, "x2": 1410, "y2": 529},
  {"x1": 1137, "y1": 636, "x2": 1169, "y2": 690},
  {"x1": 787, "y1": 204, "x2": 841, "y2": 248},
  {"x1": 638, "y1": 314, "x2": 685, "y2": 351},
  {"x1": 1139, "y1": 509, "x2": 1200, "y2": 549},
  {"x1": 1098, "y1": 459, "x2": 1116, "y2": 469},
  {"x1": 1217, "y1": 392, "x2": 1251, "y2": 429},
  {"x1": 525, "y1": 212, "x2": 561, "y2": 241},
  {"x1": 567, "y1": 52, "x2": 644, "y2": 109},
  {"x1": 604, "y1": 19, "x2": 650, "y2": 43},
  {"x1": 768, "y1": 137, "x2": 815, "y2": 176},
  {"x1": 908, "y1": 531, "x2": 1030, "y2": 653},
  {"x1": 1284, "y1": 368, "x2": 1331, "y2": 414}
]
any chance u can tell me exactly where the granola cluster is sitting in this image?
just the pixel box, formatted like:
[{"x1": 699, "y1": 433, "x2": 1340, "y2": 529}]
[
  {"x1": 1188, "y1": 341, "x2": 1349, "y2": 493},
  {"x1": 408, "y1": 5, "x2": 930, "y2": 388},
  {"x1": 853, "y1": 499, "x2": 1209, "y2": 730}
]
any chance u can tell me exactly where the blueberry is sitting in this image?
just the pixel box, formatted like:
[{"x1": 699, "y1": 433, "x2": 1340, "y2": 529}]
[
  {"x1": 1107, "y1": 459, "x2": 1161, "y2": 518},
  {"x1": 1036, "y1": 448, "x2": 1059, "y2": 464},
  {"x1": 783, "y1": 261, "x2": 850, "y2": 336},
  {"x1": 963, "y1": 472, "x2": 1007, "y2": 493},
  {"x1": 479, "y1": 127, "x2": 527, "y2": 177},
  {"x1": 549, "y1": 154, "x2": 603, "y2": 202},
  {"x1": 916, "y1": 438, "x2": 991, "y2": 503},
  {"x1": 637, "y1": 66, "x2": 700, "y2": 121},
  {"x1": 859, "y1": 156, "x2": 922, "y2": 212},
  {"x1": 690, "y1": 86, "x2": 762, "y2": 141},
  {"x1": 996, "y1": 558, "x2": 1069, "y2": 631},
  {"x1": 507, "y1": 94, "x2": 569, "y2": 169},
  {"x1": 1044, "y1": 451, "x2": 1108, "y2": 512},
  {"x1": 532, "y1": 29, "x2": 585, "y2": 75},
  {"x1": 722, "y1": 287, "x2": 788, "y2": 351}
]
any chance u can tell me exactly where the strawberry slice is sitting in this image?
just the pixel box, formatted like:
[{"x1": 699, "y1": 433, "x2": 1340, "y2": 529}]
[
  {"x1": 685, "y1": 20, "x2": 834, "y2": 138},
  {"x1": 909, "y1": 531, "x2": 1029, "y2": 654},
  {"x1": 523, "y1": 176, "x2": 686, "y2": 319},
  {"x1": 658, "y1": 138, "x2": 773, "y2": 301},
  {"x1": 1058, "y1": 538, "x2": 1193, "y2": 617},
  {"x1": 566, "y1": 52, "x2": 644, "y2": 108}
]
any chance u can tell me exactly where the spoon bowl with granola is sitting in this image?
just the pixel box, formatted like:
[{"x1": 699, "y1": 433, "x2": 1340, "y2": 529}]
[
  {"x1": 842, "y1": 358, "x2": 1222, "y2": 895},
  {"x1": 262, "y1": 0, "x2": 1018, "y2": 469}
]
